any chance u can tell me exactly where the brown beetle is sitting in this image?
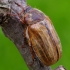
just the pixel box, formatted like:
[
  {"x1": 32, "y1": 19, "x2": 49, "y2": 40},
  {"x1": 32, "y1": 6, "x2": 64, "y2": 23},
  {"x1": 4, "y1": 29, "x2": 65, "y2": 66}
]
[{"x1": 15, "y1": 2, "x2": 62, "y2": 66}]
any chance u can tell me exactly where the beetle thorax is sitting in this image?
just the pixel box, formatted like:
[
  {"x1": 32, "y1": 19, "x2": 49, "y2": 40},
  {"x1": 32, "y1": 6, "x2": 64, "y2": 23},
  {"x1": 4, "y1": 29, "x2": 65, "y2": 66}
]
[{"x1": 24, "y1": 8, "x2": 45, "y2": 25}]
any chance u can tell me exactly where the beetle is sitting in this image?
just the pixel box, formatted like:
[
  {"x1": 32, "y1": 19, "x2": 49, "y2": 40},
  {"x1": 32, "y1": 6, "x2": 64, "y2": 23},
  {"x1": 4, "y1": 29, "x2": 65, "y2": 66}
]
[{"x1": 14, "y1": 2, "x2": 62, "y2": 66}]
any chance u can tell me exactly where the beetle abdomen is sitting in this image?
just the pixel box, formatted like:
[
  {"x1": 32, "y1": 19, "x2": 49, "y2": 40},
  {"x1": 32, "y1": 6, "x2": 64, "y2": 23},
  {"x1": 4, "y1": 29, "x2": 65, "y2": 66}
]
[{"x1": 27, "y1": 19, "x2": 62, "y2": 66}]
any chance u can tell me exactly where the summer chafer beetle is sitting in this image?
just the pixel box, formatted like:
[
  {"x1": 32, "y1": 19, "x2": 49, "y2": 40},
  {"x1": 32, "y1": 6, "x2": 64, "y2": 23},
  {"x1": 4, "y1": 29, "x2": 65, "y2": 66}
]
[{"x1": 15, "y1": 2, "x2": 62, "y2": 66}]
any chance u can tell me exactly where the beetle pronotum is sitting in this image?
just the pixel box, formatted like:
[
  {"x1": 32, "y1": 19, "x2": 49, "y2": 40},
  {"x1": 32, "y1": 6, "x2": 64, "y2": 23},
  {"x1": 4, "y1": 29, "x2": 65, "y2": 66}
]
[{"x1": 15, "y1": 2, "x2": 62, "y2": 66}]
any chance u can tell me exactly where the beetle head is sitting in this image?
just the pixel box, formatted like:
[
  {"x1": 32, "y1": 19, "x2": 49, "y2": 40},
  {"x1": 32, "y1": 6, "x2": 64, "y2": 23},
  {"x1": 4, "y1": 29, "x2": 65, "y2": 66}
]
[{"x1": 24, "y1": 9, "x2": 45, "y2": 25}]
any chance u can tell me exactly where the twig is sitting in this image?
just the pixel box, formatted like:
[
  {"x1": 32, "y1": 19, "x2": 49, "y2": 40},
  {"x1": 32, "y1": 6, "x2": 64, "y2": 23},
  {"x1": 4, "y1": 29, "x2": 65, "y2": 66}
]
[
  {"x1": 0, "y1": 0, "x2": 51, "y2": 70},
  {"x1": 55, "y1": 65, "x2": 66, "y2": 70}
]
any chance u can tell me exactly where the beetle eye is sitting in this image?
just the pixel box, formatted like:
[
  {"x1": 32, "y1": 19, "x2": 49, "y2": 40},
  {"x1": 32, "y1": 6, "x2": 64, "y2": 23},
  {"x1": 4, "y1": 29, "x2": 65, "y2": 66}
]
[{"x1": 24, "y1": 13, "x2": 33, "y2": 24}]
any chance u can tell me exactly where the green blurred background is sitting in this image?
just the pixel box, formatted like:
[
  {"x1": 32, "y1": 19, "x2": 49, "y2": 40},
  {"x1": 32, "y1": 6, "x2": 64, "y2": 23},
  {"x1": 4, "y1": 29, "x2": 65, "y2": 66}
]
[{"x1": 0, "y1": 0, "x2": 70, "y2": 70}]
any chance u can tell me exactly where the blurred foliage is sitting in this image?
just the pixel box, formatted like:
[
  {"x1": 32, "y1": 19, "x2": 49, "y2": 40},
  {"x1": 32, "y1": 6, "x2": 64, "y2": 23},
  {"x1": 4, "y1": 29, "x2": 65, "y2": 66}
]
[{"x1": 0, "y1": 0, "x2": 70, "y2": 70}]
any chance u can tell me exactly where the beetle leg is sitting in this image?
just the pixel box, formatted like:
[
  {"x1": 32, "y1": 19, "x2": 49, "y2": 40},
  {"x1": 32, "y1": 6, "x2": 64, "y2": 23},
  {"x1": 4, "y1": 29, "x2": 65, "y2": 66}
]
[
  {"x1": 14, "y1": 2, "x2": 24, "y2": 11},
  {"x1": 28, "y1": 40, "x2": 36, "y2": 66},
  {"x1": 14, "y1": 2, "x2": 24, "y2": 16},
  {"x1": 21, "y1": 45, "x2": 25, "y2": 48},
  {"x1": 7, "y1": 13, "x2": 17, "y2": 17},
  {"x1": 10, "y1": 2, "x2": 25, "y2": 23},
  {"x1": 14, "y1": 2, "x2": 30, "y2": 13}
]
